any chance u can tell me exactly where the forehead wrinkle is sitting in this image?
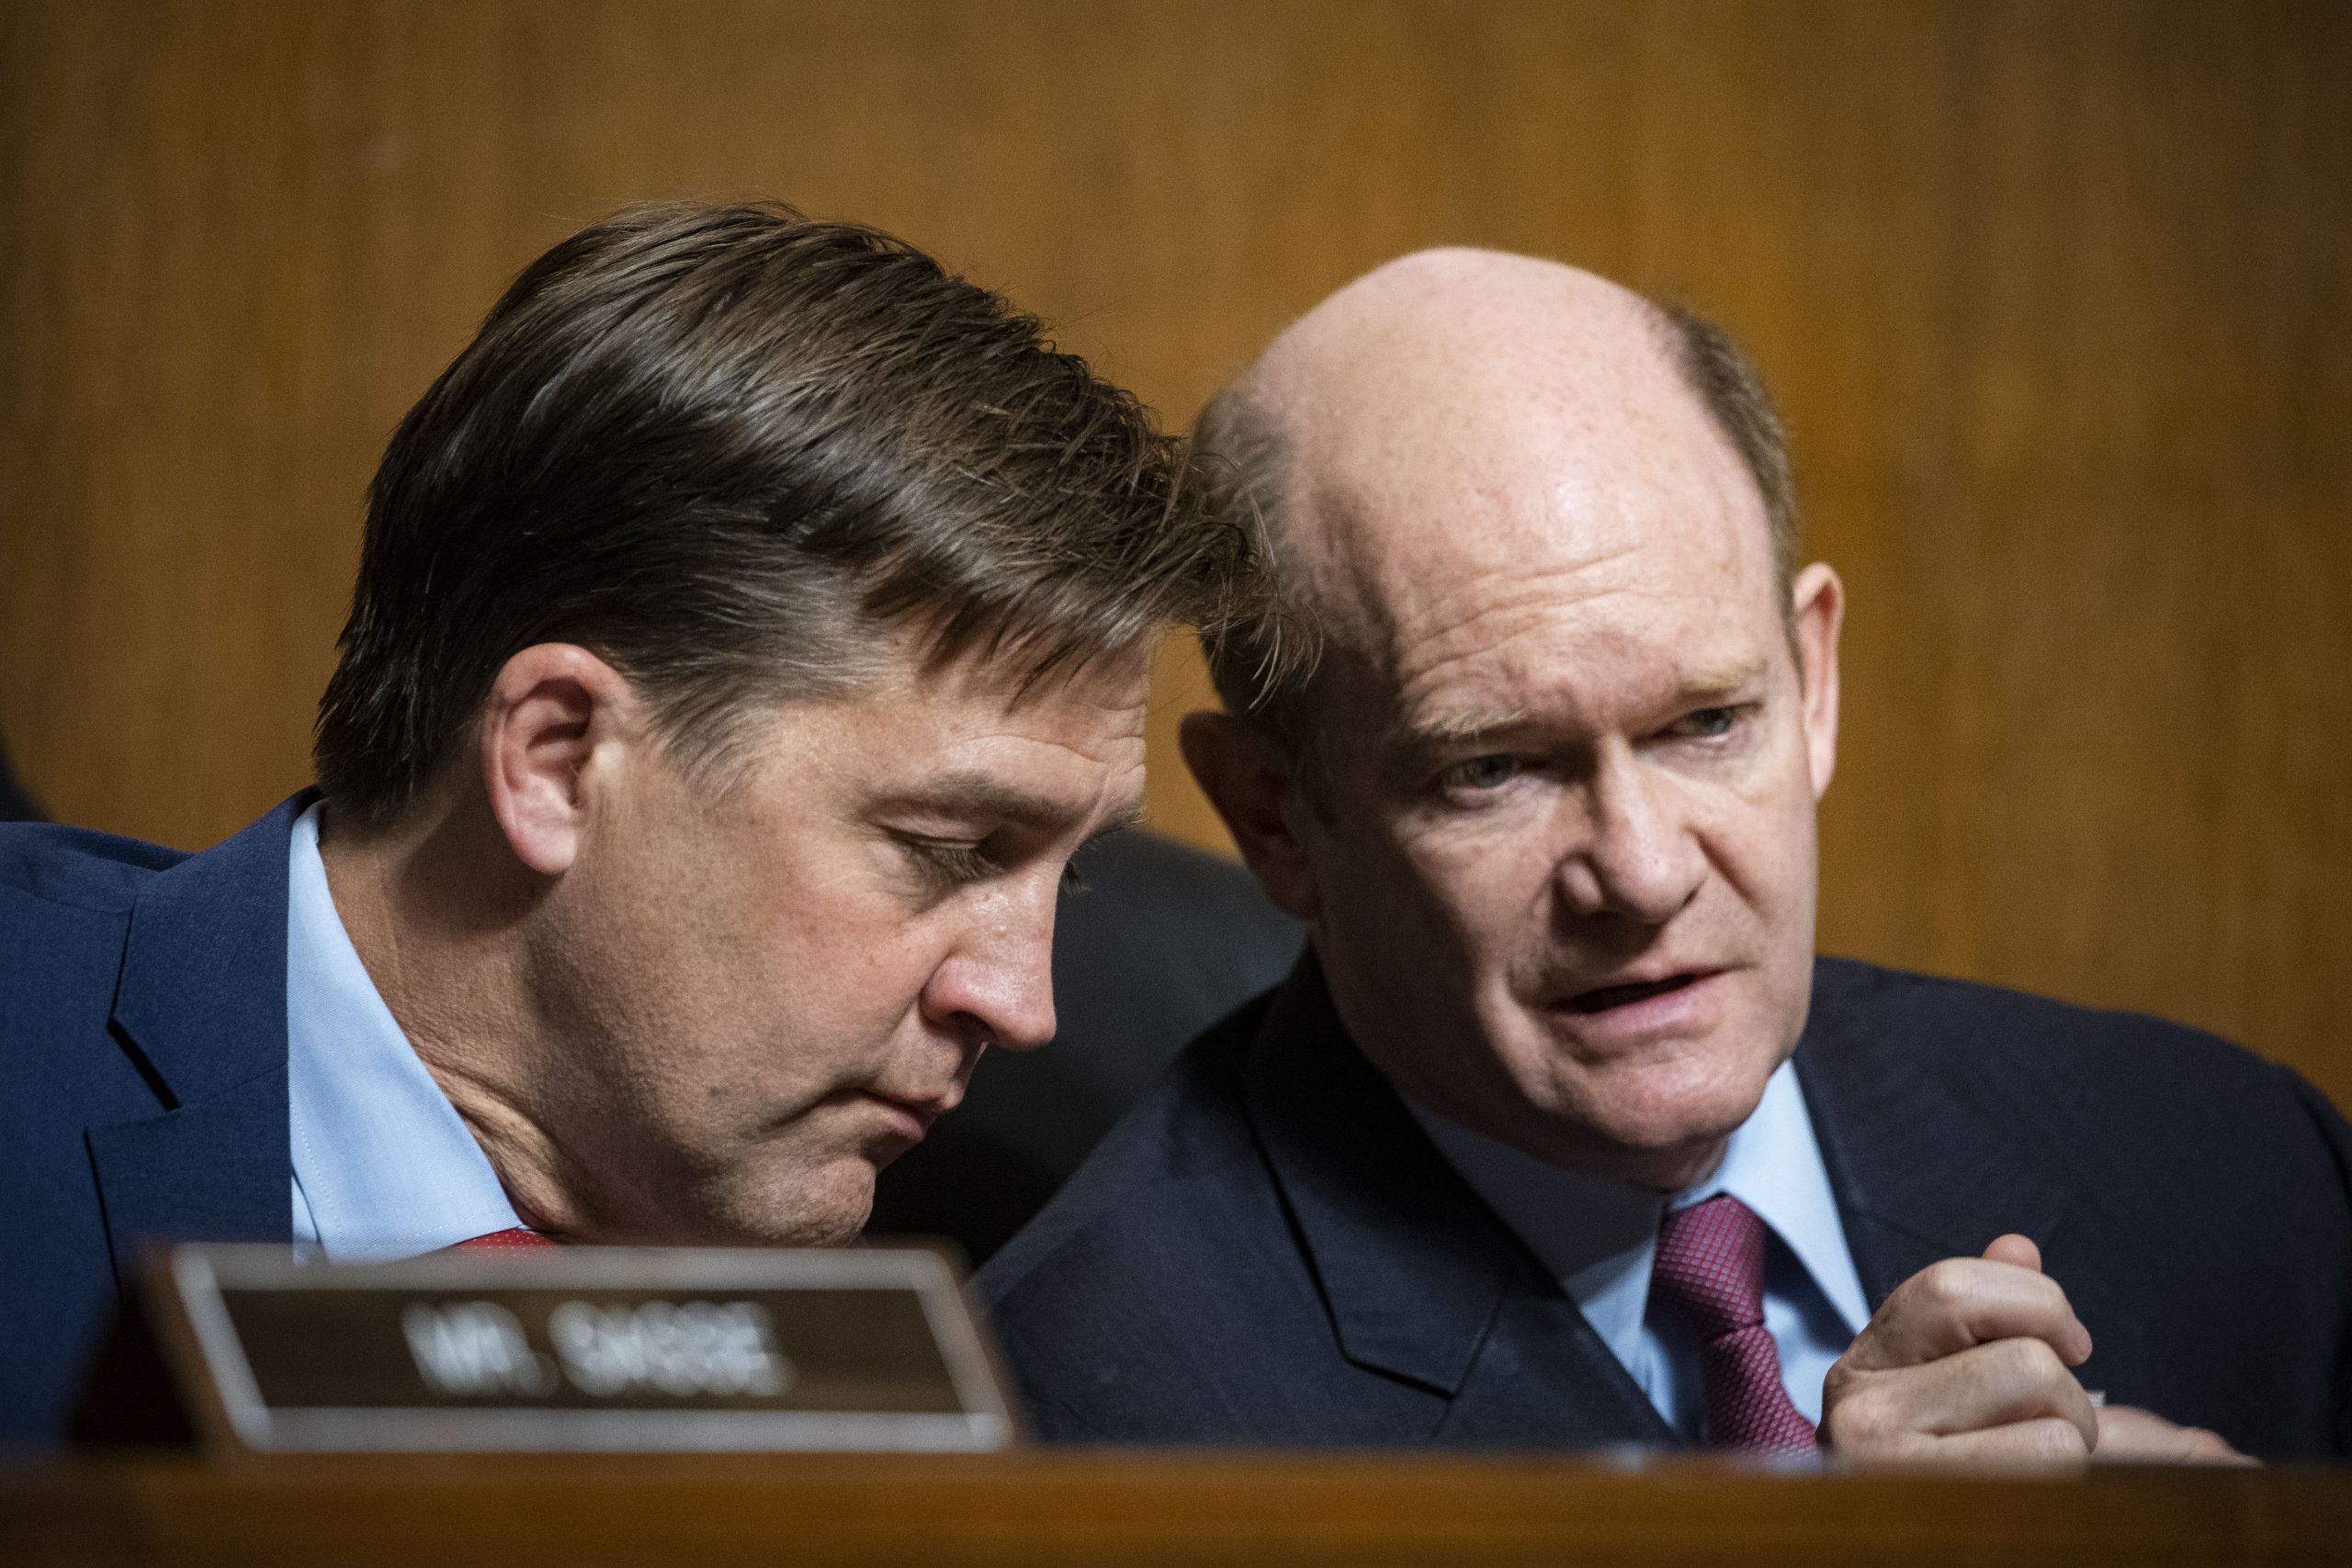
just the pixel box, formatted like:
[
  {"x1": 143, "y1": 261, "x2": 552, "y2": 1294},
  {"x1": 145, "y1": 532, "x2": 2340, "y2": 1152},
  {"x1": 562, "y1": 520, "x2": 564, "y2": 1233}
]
[
  {"x1": 1381, "y1": 552, "x2": 1645, "y2": 669},
  {"x1": 1294, "y1": 470, "x2": 1646, "y2": 647},
  {"x1": 1385, "y1": 551, "x2": 1737, "y2": 704},
  {"x1": 880, "y1": 745, "x2": 1140, "y2": 834},
  {"x1": 880, "y1": 772, "x2": 1079, "y2": 830}
]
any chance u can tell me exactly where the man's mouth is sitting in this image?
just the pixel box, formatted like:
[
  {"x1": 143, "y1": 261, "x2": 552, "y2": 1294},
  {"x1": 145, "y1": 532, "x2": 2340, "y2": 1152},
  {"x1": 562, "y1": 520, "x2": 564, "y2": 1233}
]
[
  {"x1": 1562, "y1": 970, "x2": 1717, "y2": 1014},
  {"x1": 860, "y1": 1088, "x2": 956, "y2": 1137}
]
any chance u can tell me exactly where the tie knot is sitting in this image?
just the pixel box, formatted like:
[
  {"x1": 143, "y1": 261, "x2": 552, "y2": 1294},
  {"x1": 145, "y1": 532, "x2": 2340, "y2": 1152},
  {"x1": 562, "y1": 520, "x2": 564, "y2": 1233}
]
[{"x1": 1651, "y1": 1193, "x2": 1770, "y2": 1341}]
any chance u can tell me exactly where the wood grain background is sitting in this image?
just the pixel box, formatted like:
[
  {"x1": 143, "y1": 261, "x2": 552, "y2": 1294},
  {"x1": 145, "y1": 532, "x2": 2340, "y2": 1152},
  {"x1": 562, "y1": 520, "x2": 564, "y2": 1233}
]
[{"x1": 3, "y1": 1, "x2": 2346, "y2": 1109}]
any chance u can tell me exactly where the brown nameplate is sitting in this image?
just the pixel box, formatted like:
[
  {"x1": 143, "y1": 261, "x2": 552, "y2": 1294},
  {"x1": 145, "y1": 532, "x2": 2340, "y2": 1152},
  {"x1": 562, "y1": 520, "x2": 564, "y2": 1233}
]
[{"x1": 121, "y1": 1244, "x2": 1014, "y2": 1452}]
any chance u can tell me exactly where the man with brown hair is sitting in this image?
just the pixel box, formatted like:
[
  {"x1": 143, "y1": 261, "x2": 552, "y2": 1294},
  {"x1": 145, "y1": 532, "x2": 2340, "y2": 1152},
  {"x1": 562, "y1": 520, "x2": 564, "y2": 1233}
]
[
  {"x1": 978, "y1": 249, "x2": 2352, "y2": 1461},
  {"x1": 0, "y1": 202, "x2": 1262, "y2": 1443}
]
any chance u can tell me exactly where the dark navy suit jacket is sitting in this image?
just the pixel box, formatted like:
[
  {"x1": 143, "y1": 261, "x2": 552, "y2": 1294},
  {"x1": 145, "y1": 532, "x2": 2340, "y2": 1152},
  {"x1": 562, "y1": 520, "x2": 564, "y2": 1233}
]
[
  {"x1": 978, "y1": 954, "x2": 2352, "y2": 1460},
  {"x1": 1, "y1": 798, "x2": 301, "y2": 1446}
]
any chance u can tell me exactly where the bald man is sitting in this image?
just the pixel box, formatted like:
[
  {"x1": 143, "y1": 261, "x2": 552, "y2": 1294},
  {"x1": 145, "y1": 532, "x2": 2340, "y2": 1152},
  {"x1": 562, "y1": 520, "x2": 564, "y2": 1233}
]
[{"x1": 977, "y1": 252, "x2": 2352, "y2": 1461}]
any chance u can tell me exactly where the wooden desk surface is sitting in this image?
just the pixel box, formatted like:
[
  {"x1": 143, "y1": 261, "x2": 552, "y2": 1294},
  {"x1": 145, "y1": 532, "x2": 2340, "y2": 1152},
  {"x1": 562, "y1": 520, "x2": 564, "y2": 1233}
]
[{"x1": 3, "y1": 1450, "x2": 2346, "y2": 1567}]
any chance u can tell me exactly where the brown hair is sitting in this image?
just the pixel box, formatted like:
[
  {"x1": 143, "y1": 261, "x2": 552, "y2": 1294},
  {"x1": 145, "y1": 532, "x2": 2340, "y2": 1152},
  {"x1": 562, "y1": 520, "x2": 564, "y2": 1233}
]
[
  {"x1": 1192, "y1": 300, "x2": 1795, "y2": 739},
  {"x1": 1661, "y1": 304, "x2": 1796, "y2": 594},
  {"x1": 316, "y1": 201, "x2": 1265, "y2": 827}
]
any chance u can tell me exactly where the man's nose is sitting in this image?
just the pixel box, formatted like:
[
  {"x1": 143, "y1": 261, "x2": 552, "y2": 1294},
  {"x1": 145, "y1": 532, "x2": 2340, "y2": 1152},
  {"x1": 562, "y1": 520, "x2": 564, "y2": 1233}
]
[
  {"x1": 920, "y1": 897, "x2": 1059, "y2": 1055},
  {"x1": 1554, "y1": 750, "x2": 1705, "y2": 926}
]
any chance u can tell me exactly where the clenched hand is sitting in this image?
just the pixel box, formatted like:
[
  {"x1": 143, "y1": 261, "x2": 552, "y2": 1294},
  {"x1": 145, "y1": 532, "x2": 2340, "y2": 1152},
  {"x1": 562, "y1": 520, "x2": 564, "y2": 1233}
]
[{"x1": 1818, "y1": 1234, "x2": 2251, "y2": 1465}]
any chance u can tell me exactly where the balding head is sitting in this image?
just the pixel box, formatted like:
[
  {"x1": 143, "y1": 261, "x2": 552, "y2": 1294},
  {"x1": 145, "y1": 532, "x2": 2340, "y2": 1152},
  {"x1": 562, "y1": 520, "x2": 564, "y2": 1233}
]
[{"x1": 1198, "y1": 248, "x2": 1792, "y2": 744}]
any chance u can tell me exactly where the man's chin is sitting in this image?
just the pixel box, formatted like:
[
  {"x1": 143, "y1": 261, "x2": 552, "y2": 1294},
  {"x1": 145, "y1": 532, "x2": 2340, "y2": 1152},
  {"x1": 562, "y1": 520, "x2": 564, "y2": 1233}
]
[
  {"x1": 1521, "y1": 1054, "x2": 1781, "y2": 1185},
  {"x1": 697, "y1": 1152, "x2": 878, "y2": 1247}
]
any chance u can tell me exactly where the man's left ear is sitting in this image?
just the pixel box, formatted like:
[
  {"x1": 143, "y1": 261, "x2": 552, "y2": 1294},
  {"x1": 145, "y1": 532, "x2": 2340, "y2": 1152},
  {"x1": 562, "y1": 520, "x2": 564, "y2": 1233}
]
[
  {"x1": 478, "y1": 643, "x2": 642, "y2": 875},
  {"x1": 1791, "y1": 562, "x2": 1845, "y2": 799}
]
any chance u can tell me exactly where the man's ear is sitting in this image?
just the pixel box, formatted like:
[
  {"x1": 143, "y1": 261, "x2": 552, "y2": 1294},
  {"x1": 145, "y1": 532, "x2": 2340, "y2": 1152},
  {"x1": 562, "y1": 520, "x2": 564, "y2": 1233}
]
[
  {"x1": 478, "y1": 643, "x2": 640, "y2": 876},
  {"x1": 1790, "y1": 561, "x2": 1845, "y2": 799},
  {"x1": 1179, "y1": 710, "x2": 1321, "y2": 922}
]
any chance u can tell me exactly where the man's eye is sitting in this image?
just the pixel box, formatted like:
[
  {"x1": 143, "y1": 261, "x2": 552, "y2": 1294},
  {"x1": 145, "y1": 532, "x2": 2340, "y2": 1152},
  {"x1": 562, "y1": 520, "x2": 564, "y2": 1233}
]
[
  {"x1": 1442, "y1": 755, "x2": 1521, "y2": 791},
  {"x1": 910, "y1": 839, "x2": 995, "y2": 886},
  {"x1": 1678, "y1": 705, "x2": 1741, "y2": 739}
]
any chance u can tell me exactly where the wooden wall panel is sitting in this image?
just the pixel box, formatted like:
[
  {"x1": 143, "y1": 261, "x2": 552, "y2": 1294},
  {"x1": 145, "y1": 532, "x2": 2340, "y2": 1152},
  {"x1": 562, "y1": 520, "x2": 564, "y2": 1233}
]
[{"x1": 2, "y1": 1, "x2": 2346, "y2": 1107}]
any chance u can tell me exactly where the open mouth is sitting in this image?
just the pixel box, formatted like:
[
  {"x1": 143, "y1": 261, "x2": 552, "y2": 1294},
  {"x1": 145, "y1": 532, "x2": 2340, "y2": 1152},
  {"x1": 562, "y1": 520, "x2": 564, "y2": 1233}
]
[{"x1": 1564, "y1": 972, "x2": 1708, "y2": 1014}]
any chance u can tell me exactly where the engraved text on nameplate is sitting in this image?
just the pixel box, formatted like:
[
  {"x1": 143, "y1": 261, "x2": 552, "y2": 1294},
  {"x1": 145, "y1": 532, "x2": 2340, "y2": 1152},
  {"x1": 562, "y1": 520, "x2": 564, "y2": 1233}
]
[{"x1": 147, "y1": 1246, "x2": 1013, "y2": 1451}]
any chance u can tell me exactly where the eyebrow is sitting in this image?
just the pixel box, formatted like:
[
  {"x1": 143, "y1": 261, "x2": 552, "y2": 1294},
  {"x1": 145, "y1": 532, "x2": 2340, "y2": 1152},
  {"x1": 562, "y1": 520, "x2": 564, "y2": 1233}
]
[
  {"x1": 1398, "y1": 660, "x2": 1773, "y2": 751},
  {"x1": 1402, "y1": 705, "x2": 1533, "y2": 749},
  {"x1": 879, "y1": 772, "x2": 1144, "y2": 839},
  {"x1": 1677, "y1": 659, "x2": 1771, "y2": 698}
]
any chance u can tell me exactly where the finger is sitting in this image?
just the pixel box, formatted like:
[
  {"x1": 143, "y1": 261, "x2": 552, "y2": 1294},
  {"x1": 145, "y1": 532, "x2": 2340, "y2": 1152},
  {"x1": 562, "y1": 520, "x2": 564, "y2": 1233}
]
[
  {"x1": 1981, "y1": 1233, "x2": 2041, "y2": 1271},
  {"x1": 1918, "y1": 1416, "x2": 2094, "y2": 1469},
  {"x1": 1827, "y1": 1337, "x2": 2099, "y2": 1454},
  {"x1": 2094, "y1": 1404, "x2": 2261, "y2": 1467},
  {"x1": 1919, "y1": 1337, "x2": 2100, "y2": 1450},
  {"x1": 1840, "y1": 1258, "x2": 2094, "y2": 1372}
]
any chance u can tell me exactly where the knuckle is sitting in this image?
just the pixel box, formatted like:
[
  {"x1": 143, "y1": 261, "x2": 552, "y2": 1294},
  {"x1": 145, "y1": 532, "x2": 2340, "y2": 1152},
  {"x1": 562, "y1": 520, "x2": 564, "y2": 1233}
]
[
  {"x1": 1817, "y1": 1409, "x2": 1856, "y2": 1450},
  {"x1": 1820, "y1": 1381, "x2": 1905, "y2": 1453},
  {"x1": 1993, "y1": 1335, "x2": 2064, "y2": 1384},
  {"x1": 1918, "y1": 1259, "x2": 1973, "y2": 1311},
  {"x1": 1817, "y1": 1394, "x2": 1873, "y2": 1450}
]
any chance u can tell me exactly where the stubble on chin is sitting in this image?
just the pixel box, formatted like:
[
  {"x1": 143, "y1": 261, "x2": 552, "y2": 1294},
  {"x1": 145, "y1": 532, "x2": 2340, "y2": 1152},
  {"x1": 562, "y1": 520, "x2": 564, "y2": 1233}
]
[{"x1": 682, "y1": 1131, "x2": 886, "y2": 1248}]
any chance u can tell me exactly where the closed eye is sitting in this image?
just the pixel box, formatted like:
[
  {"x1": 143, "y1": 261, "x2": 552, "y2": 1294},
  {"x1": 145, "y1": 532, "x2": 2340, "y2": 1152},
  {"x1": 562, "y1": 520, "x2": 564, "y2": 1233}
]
[
  {"x1": 903, "y1": 834, "x2": 1093, "y2": 897},
  {"x1": 905, "y1": 837, "x2": 996, "y2": 888}
]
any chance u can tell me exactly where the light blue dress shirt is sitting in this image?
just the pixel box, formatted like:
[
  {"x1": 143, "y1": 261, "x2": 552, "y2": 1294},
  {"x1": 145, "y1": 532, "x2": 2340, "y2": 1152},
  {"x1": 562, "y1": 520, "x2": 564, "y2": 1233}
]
[
  {"x1": 287, "y1": 801, "x2": 524, "y2": 1258},
  {"x1": 1408, "y1": 1059, "x2": 1871, "y2": 1436}
]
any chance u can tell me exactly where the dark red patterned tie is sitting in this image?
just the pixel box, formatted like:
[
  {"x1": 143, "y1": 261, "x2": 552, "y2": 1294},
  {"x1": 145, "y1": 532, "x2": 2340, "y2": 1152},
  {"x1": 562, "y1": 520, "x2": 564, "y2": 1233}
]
[
  {"x1": 1650, "y1": 1194, "x2": 1816, "y2": 1450},
  {"x1": 453, "y1": 1228, "x2": 558, "y2": 1249}
]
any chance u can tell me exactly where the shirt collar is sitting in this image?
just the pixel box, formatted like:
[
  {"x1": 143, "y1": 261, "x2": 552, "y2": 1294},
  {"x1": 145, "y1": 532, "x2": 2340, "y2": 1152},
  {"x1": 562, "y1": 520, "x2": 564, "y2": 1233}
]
[
  {"x1": 1407, "y1": 1057, "x2": 1871, "y2": 1369},
  {"x1": 1679, "y1": 1060, "x2": 1871, "y2": 1335},
  {"x1": 286, "y1": 801, "x2": 522, "y2": 1258}
]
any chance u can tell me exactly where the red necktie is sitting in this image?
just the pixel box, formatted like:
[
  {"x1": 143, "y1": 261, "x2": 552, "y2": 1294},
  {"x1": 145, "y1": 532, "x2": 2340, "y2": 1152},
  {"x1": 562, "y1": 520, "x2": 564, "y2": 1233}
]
[
  {"x1": 453, "y1": 1227, "x2": 558, "y2": 1249},
  {"x1": 1650, "y1": 1194, "x2": 1816, "y2": 1450}
]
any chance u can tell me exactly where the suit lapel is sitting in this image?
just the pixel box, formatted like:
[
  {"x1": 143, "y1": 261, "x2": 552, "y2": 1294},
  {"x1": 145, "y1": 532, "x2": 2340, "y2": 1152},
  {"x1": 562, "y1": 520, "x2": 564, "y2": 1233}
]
[
  {"x1": 1240, "y1": 954, "x2": 1676, "y2": 1446},
  {"x1": 88, "y1": 795, "x2": 309, "y2": 1273},
  {"x1": 1432, "y1": 1269, "x2": 1679, "y2": 1446},
  {"x1": 1794, "y1": 959, "x2": 2149, "y2": 1403}
]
